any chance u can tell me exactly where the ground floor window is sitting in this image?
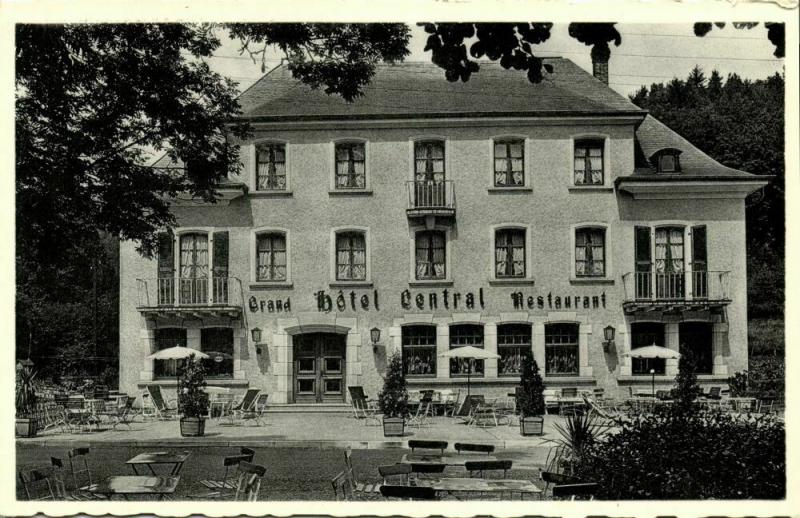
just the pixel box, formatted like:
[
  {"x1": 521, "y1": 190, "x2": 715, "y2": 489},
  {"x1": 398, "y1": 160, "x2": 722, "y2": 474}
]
[
  {"x1": 153, "y1": 328, "x2": 187, "y2": 379},
  {"x1": 631, "y1": 322, "x2": 666, "y2": 375},
  {"x1": 402, "y1": 325, "x2": 437, "y2": 377},
  {"x1": 200, "y1": 327, "x2": 234, "y2": 378},
  {"x1": 680, "y1": 322, "x2": 713, "y2": 374},
  {"x1": 497, "y1": 323, "x2": 532, "y2": 376},
  {"x1": 544, "y1": 323, "x2": 579, "y2": 376},
  {"x1": 449, "y1": 324, "x2": 484, "y2": 377}
]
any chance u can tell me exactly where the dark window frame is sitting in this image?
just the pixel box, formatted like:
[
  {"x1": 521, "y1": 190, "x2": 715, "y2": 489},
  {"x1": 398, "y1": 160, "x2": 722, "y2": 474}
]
[
  {"x1": 153, "y1": 328, "x2": 187, "y2": 379},
  {"x1": 334, "y1": 141, "x2": 366, "y2": 189},
  {"x1": 575, "y1": 227, "x2": 606, "y2": 277},
  {"x1": 414, "y1": 140, "x2": 446, "y2": 182},
  {"x1": 631, "y1": 322, "x2": 666, "y2": 375},
  {"x1": 544, "y1": 323, "x2": 579, "y2": 376},
  {"x1": 497, "y1": 323, "x2": 532, "y2": 377},
  {"x1": 573, "y1": 139, "x2": 605, "y2": 185},
  {"x1": 256, "y1": 232, "x2": 287, "y2": 282},
  {"x1": 415, "y1": 230, "x2": 447, "y2": 280},
  {"x1": 495, "y1": 228, "x2": 526, "y2": 278},
  {"x1": 255, "y1": 142, "x2": 287, "y2": 191},
  {"x1": 335, "y1": 231, "x2": 367, "y2": 281},
  {"x1": 449, "y1": 324, "x2": 485, "y2": 377},
  {"x1": 493, "y1": 139, "x2": 525, "y2": 187},
  {"x1": 200, "y1": 327, "x2": 235, "y2": 379},
  {"x1": 401, "y1": 325, "x2": 437, "y2": 377}
]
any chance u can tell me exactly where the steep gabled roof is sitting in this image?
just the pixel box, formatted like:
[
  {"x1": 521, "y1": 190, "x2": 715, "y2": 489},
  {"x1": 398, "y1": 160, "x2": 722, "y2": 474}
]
[{"x1": 237, "y1": 59, "x2": 645, "y2": 119}]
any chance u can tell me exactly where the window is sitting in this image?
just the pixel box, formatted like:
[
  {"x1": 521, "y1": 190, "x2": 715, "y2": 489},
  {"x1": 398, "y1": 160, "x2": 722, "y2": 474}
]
[
  {"x1": 153, "y1": 328, "x2": 187, "y2": 379},
  {"x1": 631, "y1": 323, "x2": 665, "y2": 375},
  {"x1": 495, "y1": 228, "x2": 526, "y2": 278},
  {"x1": 575, "y1": 228, "x2": 606, "y2": 277},
  {"x1": 655, "y1": 150, "x2": 681, "y2": 173},
  {"x1": 574, "y1": 140, "x2": 604, "y2": 185},
  {"x1": 544, "y1": 323, "x2": 579, "y2": 376},
  {"x1": 449, "y1": 324, "x2": 484, "y2": 377},
  {"x1": 679, "y1": 322, "x2": 713, "y2": 374},
  {"x1": 415, "y1": 231, "x2": 446, "y2": 280},
  {"x1": 200, "y1": 327, "x2": 234, "y2": 378},
  {"x1": 494, "y1": 139, "x2": 524, "y2": 187},
  {"x1": 655, "y1": 227, "x2": 685, "y2": 299},
  {"x1": 255, "y1": 143, "x2": 286, "y2": 190},
  {"x1": 256, "y1": 233, "x2": 287, "y2": 281},
  {"x1": 414, "y1": 140, "x2": 445, "y2": 182},
  {"x1": 336, "y1": 232, "x2": 366, "y2": 281},
  {"x1": 402, "y1": 325, "x2": 437, "y2": 377},
  {"x1": 335, "y1": 142, "x2": 366, "y2": 189},
  {"x1": 498, "y1": 323, "x2": 532, "y2": 376}
]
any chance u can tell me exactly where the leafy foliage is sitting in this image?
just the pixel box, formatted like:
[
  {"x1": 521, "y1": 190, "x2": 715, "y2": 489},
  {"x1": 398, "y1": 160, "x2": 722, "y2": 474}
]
[
  {"x1": 572, "y1": 412, "x2": 785, "y2": 499},
  {"x1": 178, "y1": 354, "x2": 209, "y2": 418},
  {"x1": 516, "y1": 356, "x2": 545, "y2": 417},
  {"x1": 15, "y1": 366, "x2": 38, "y2": 417},
  {"x1": 694, "y1": 22, "x2": 784, "y2": 58},
  {"x1": 630, "y1": 69, "x2": 784, "y2": 317},
  {"x1": 672, "y1": 348, "x2": 702, "y2": 414},
  {"x1": 727, "y1": 371, "x2": 749, "y2": 398},
  {"x1": 377, "y1": 351, "x2": 409, "y2": 418},
  {"x1": 745, "y1": 356, "x2": 784, "y2": 400},
  {"x1": 551, "y1": 412, "x2": 606, "y2": 474}
]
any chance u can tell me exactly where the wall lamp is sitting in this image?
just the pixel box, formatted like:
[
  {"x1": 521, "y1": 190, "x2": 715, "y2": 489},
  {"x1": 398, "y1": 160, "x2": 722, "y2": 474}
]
[
  {"x1": 603, "y1": 325, "x2": 615, "y2": 353},
  {"x1": 251, "y1": 327, "x2": 263, "y2": 354},
  {"x1": 370, "y1": 327, "x2": 381, "y2": 352}
]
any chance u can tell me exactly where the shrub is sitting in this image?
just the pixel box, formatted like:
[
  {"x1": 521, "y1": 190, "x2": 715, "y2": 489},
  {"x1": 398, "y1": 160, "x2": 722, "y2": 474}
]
[
  {"x1": 377, "y1": 351, "x2": 409, "y2": 418},
  {"x1": 727, "y1": 370, "x2": 749, "y2": 397},
  {"x1": 749, "y1": 356, "x2": 784, "y2": 399},
  {"x1": 177, "y1": 354, "x2": 209, "y2": 418},
  {"x1": 572, "y1": 411, "x2": 785, "y2": 499},
  {"x1": 516, "y1": 356, "x2": 545, "y2": 417},
  {"x1": 673, "y1": 348, "x2": 702, "y2": 414}
]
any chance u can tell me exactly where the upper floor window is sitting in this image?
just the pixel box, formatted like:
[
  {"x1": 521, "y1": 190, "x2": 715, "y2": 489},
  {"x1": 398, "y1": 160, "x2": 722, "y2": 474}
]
[
  {"x1": 574, "y1": 139, "x2": 604, "y2": 185},
  {"x1": 336, "y1": 232, "x2": 366, "y2": 281},
  {"x1": 498, "y1": 323, "x2": 532, "y2": 376},
  {"x1": 449, "y1": 324, "x2": 484, "y2": 377},
  {"x1": 402, "y1": 325, "x2": 437, "y2": 377},
  {"x1": 494, "y1": 139, "x2": 524, "y2": 187},
  {"x1": 495, "y1": 228, "x2": 526, "y2": 278},
  {"x1": 256, "y1": 143, "x2": 286, "y2": 190},
  {"x1": 335, "y1": 142, "x2": 366, "y2": 189},
  {"x1": 414, "y1": 140, "x2": 445, "y2": 182},
  {"x1": 654, "y1": 149, "x2": 682, "y2": 173},
  {"x1": 575, "y1": 227, "x2": 606, "y2": 277},
  {"x1": 415, "y1": 230, "x2": 446, "y2": 280},
  {"x1": 256, "y1": 232, "x2": 287, "y2": 282},
  {"x1": 179, "y1": 233, "x2": 209, "y2": 279}
]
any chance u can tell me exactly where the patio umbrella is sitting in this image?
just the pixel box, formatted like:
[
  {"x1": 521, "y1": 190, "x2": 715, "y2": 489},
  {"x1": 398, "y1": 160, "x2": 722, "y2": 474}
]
[
  {"x1": 147, "y1": 347, "x2": 209, "y2": 386},
  {"x1": 622, "y1": 344, "x2": 681, "y2": 396},
  {"x1": 438, "y1": 346, "x2": 500, "y2": 399}
]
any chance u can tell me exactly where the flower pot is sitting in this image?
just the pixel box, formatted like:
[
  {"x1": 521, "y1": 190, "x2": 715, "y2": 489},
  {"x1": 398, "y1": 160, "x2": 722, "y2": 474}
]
[
  {"x1": 382, "y1": 416, "x2": 405, "y2": 437},
  {"x1": 520, "y1": 416, "x2": 544, "y2": 436},
  {"x1": 15, "y1": 417, "x2": 38, "y2": 438},
  {"x1": 179, "y1": 416, "x2": 206, "y2": 437}
]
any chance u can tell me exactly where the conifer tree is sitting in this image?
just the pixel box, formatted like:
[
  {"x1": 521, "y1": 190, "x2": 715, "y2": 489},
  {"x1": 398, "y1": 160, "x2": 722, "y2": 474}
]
[
  {"x1": 517, "y1": 356, "x2": 546, "y2": 417},
  {"x1": 377, "y1": 351, "x2": 409, "y2": 418}
]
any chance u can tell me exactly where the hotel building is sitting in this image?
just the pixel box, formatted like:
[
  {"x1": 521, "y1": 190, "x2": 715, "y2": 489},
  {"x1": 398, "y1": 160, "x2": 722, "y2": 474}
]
[{"x1": 119, "y1": 58, "x2": 768, "y2": 404}]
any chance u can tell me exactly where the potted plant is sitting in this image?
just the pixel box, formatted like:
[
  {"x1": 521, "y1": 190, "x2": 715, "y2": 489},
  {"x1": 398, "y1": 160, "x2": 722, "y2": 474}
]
[
  {"x1": 377, "y1": 351, "x2": 409, "y2": 437},
  {"x1": 178, "y1": 353, "x2": 210, "y2": 437},
  {"x1": 516, "y1": 356, "x2": 546, "y2": 436},
  {"x1": 16, "y1": 366, "x2": 39, "y2": 438}
]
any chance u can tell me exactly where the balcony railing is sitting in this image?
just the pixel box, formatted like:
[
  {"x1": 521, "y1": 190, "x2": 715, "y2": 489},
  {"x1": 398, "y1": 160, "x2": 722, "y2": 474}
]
[
  {"x1": 137, "y1": 276, "x2": 243, "y2": 309},
  {"x1": 622, "y1": 270, "x2": 731, "y2": 306},
  {"x1": 406, "y1": 180, "x2": 455, "y2": 217}
]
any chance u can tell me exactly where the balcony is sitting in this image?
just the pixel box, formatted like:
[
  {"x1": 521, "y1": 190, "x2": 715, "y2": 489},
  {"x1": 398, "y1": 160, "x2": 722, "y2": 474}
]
[
  {"x1": 406, "y1": 180, "x2": 456, "y2": 219},
  {"x1": 621, "y1": 270, "x2": 731, "y2": 314},
  {"x1": 136, "y1": 277, "x2": 243, "y2": 319}
]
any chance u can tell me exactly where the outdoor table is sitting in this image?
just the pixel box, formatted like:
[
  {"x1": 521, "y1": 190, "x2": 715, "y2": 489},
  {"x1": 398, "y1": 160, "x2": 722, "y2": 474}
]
[
  {"x1": 89, "y1": 475, "x2": 180, "y2": 500},
  {"x1": 416, "y1": 477, "x2": 542, "y2": 499},
  {"x1": 401, "y1": 453, "x2": 498, "y2": 466},
  {"x1": 127, "y1": 451, "x2": 191, "y2": 476}
]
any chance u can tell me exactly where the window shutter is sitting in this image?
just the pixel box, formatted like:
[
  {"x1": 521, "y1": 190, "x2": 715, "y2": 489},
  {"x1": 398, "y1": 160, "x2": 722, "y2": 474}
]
[
  {"x1": 691, "y1": 226, "x2": 707, "y2": 271},
  {"x1": 157, "y1": 230, "x2": 174, "y2": 278},
  {"x1": 634, "y1": 226, "x2": 651, "y2": 272},
  {"x1": 212, "y1": 231, "x2": 229, "y2": 278}
]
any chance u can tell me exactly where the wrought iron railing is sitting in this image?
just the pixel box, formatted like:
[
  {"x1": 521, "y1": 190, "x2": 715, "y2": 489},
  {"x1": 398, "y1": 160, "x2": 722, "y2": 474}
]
[
  {"x1": 622, "y1": 270, "x2": 730, "y2": 302},
  {"x1": 137, "y1": 277, "x2": 242, "y2": 307},
  {"x1": 406, "y1": 180, "x2": 455, "y2": 211}
]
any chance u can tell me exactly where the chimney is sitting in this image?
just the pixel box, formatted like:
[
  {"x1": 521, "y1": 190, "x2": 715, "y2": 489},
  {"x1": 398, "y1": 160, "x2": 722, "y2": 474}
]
[{"x1": 592, "y1": 58, "x2": 609, "y2": 84}]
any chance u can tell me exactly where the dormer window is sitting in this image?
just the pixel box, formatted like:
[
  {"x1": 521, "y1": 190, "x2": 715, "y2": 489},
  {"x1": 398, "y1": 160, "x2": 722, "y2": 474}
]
[{"x1": 653, "y1": 149, "x2": 682, "y2": 173}]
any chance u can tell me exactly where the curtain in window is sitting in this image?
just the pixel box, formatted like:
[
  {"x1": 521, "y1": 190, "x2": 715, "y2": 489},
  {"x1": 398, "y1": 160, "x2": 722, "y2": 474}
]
[
  {"x1": 336, "y1": 233, "x2": 366, "y2": 280},
  {"x1": 574, "y1": 142, "x2": 603, "y2": 185},
  {"x1": 495, "y1": 229, "x2": 525, "y2": 277},
  {"x1": 494, "y1": 141, "x2": 524, "y2": 186},
  {"x1": 256, "y1": 234, "x2": 286, "y2": 281},
  {"x1": 654, "y1": 229, "x2": 668, "y2": 273},
  {"x1": 335, "y1": 144, "x2": 366, "y2": 188},
  {"x1": 415, "y1": 231, "x2": 445, "y2": 279},
  {"x1": 669, "y1": 228, "x2": 684, "y2": 272},
  {"x1": 179, "y1": 234, "x2": 208, "y2": 278},
  {"x1": 414, "y1": 141, "x2": 445, "y2": 182},
  {"x1": 655, "y1": 228, "x2": 684, "y2": 273},
  {"x1": 257, "y1": 144, "x2": 286, "y2": 190}
]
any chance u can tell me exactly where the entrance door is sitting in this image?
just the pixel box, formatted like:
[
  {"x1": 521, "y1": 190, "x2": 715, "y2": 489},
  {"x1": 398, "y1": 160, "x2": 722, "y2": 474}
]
[{"x1": 293, "y1": 333, "x2": 346, "y2": 403}]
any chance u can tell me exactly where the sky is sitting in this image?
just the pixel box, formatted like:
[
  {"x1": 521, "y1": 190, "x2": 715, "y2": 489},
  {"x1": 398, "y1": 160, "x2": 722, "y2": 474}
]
[{"x1": 205, "y1": 23, "x2": 785, "y2": 98}]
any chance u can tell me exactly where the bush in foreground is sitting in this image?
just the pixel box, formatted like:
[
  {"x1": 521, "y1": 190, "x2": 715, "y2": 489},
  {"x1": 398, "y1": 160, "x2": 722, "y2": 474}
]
[{"x1": 572, "y1": 411, "x2": 785, "y2": 499}]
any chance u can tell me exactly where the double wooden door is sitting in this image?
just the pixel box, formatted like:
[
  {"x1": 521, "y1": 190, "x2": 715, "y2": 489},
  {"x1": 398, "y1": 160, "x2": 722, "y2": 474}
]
[{"x1": 293, "y1": 333, "x2": 346, "y2": 403}]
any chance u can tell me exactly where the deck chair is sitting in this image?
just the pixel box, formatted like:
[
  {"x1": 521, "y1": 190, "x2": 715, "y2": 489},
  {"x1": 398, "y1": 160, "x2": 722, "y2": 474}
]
[
  {"x1": 552, "y1": 482, "x2": 599, "y2": 500},
  {"x1": 582, "y1": 394, "x2": 628, "y2": 426},
  {"x1": 378, "y1": 463, "x2": 411, "y2": 485},
  {"x1": 349, "y1": 387, "x2": 381, "y2": 425},
  {"x1": 331, "y1": 471, "x2": 354, "y2": 500},
  {"x1": 458, "y1": 395, "x2": 485, "y2": 424},
  {"x1": 407, "y1": 395, "x2": 434, "y2": 428},
  {"x1": 442, "y1": 389, "x2": 461, "y2": 417},
  {"x1": 454, "y1": 442, "x2": 495, "y2": 455},
  {"x1": 18, "y1": 467, "x2": 57, "y2": 500},
  {"x1": 194, "y1": 451, "x2": 254, "y2": 499},
  {"x1": 233, "y1": 461, "x2": 267, "y2": 501},
  {"x1": 379, "y1": 484, "x2": 438, "y2": 500},
  {"x1": 146, "y1": 385, "x2": 177, "y2": 420},
  {"x1": 344, "y1": 447, "x2": 381, "y2": 499},
  {"x1": 240, "y1": 394, "x2": 269, "y2": 426},
  {"x1": 408, "y1": 440, "x2": 448, "y2": 454},
  {"x1": 465, "y1": 460, "x2": 512, "y2": 478},
  {"x1": 225, "y1": 388, "x2": 260, "y2": 425}
]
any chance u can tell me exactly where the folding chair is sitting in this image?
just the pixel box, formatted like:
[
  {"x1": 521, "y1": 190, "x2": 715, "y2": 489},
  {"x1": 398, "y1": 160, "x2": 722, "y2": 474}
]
[
  {"x1": 465, "y1": 460, "x2": 512, "y2": 478},
  {"x1": 343, "y1": 447, "x2": 381, "y2": 499},
  {"x1": 408, "y1": 440, "x2": 448, "y2": 454},
  {"x1": 18, "y1": 467, "x2": 57, "y2": 500},
  {"x1": 454, "y1": 442, "x2": 495, "y2": 455},
  {"x1": 146, "y1": 385, "x2": 178, "y2": 420},
  {"x1": 240, "y1": 394, "x2": 269, "y2": 426},
  {"x1": 552, "y1": 482, "x2": 599, "y2": 500},
  {"x1": 442, "y1": 389, "x2": 461, "y2": 417},
  {"x1": 225, "y1": 388, "x2": 261, "y2": 425},
  {"x1": 194, "y1": 452, "x2": 253, "y2": 499},
  {"x1": 233, "y1": 461, "x2": 267, "y2": 501},
  {"x1": 379, "y1": 484, "x2": 438, "y2": 500},
  {"x1": 407, "y1": 395, "x2": 434, "y2": 428},
  {"x1": 66, "y1": 448, "x2": 105, "y2": 500},
  {"x1": 331, "y1": 471, "x2": 353, "y2": 501},
  {"x1": 349, "y1": 387, "x2": 381, "y2": 425}
]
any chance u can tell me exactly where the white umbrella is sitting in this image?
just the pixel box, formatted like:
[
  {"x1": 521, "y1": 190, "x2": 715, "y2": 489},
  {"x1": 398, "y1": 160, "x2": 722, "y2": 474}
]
[
  {"x1": 438, "y1": 346, "x2": 500, "y2": 402},
  {"x1": 147, "y1": 347, "x2": 209, "y2": 385},
  {"x1": 622, "y1": 344, "x2": 681, "y2": 396}
]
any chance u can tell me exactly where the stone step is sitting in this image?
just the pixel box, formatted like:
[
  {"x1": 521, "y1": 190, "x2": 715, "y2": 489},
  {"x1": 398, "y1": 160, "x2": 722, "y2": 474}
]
[{"x1": 265, "y1": 403, "x2": 352, "y2": 413}]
